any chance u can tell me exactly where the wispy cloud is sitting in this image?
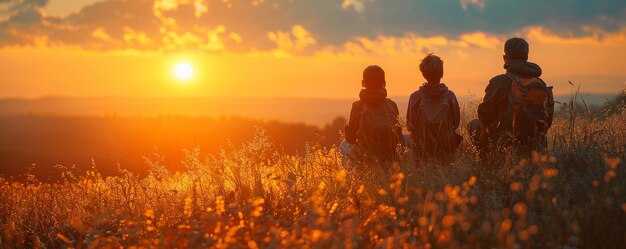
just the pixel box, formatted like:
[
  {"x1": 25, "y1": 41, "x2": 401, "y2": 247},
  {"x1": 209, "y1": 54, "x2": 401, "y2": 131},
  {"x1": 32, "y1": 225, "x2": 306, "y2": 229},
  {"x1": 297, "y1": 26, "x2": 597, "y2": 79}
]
[
  {"x1": 341, "y1": 0, "x2": 367, "y2": 13},
  {"x1": 0, "y1": 0, "x2": 48, "y2": 15},
  {"x1": 459, "y1": 0, "x2": 485, "y2": 10}
]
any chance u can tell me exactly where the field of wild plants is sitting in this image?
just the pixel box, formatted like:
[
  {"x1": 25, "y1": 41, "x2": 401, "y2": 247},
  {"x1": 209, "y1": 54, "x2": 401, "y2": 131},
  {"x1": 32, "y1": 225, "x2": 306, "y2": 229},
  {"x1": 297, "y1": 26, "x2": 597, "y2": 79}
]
[{"x1": 1, "y1": 98, "x2": 625, "y2": 248}]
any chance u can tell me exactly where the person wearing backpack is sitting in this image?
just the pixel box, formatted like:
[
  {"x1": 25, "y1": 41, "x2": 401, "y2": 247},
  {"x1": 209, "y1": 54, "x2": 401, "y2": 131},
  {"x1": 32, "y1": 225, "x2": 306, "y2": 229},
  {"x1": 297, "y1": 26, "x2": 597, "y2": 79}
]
[
  {"x1": 407, "y1": 54, "x2": 462, "y2": 163},
  {"x1": 340, "y1": 65, "x2": 404, "y2": 164},
  {"x1": 468, "y1": 38, "x2": 555, "y2": 158}
]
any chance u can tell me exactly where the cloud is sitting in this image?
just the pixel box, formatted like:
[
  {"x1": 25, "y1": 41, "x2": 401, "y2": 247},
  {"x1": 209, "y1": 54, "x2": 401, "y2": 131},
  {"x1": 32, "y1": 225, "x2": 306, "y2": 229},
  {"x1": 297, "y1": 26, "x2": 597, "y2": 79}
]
[
  {"x1": 0, "y1": 6, "x2": 54, "y2": 47},
  {"x1": 0, "y1": 0, "x2": 624, "y2": 54},
  {"x1": 335, "y1": 34, "x2": 447, "y2": 56},
  {"x1": 325, "y1": 32, "x2": 502, "y2": 57},
  {"x1": 268, "y1": 25, "x2": 316, "y2": 56},
  {"x1": 523, "y1": 26, "x2": 626, "y2": 47},
  {"x1": 0, "y1": 0, "x2": 48, "y2": 14},
  {"x1": 459, "y1": 0, "x2": 485, "y2": 10},
  {"x1": 454, "y1": 32, "x2": 501, "y2": 49},
  {"x1": 341, "y1": 0, "x2": 366, "y2": 13}
]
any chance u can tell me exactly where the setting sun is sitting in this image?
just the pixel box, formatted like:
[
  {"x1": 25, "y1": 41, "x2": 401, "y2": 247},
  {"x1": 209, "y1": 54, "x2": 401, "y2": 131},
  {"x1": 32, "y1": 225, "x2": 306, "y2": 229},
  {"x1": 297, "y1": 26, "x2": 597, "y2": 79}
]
[{"x1": 174, "y1": 62, "x2": 193, "y2": 81}]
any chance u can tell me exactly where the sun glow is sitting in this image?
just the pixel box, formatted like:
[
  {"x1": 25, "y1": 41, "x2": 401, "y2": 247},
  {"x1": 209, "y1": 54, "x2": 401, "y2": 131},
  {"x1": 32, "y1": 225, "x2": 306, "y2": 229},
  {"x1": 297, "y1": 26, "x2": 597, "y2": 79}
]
[{"x1": 174, "y1": 62, "x2": 193, "y2": 81}]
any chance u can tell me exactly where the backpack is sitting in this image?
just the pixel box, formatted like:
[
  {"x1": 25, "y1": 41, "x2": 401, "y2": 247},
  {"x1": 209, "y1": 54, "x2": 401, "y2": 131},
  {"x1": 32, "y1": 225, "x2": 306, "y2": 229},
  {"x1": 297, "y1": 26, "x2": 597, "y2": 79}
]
[
  {"x1": 357, "y1": 100, "x2": 403, "y2": 161},
  {"x1": 504, "y1": 73, "x2": 555, "y2": 151},
  {"x1": 413, "y1": 91, "x2": 457, "y2": 155}
]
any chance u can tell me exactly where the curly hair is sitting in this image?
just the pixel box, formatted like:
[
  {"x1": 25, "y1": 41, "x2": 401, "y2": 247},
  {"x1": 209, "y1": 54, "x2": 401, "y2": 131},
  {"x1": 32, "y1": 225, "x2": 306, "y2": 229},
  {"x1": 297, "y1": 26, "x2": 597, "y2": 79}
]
[{"x1": 419, "y1": 53, "x2": 444, "y2": 83}]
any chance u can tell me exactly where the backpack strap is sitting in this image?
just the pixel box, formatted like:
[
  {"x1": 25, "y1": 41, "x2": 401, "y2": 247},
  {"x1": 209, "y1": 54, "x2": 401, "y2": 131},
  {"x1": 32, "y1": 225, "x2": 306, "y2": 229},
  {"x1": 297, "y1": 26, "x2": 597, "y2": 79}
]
[
  {"x1": 505, "y1": 72, "x2": 528, "y2": 113},
  {"x1": 357, "y1": 101, "x2": 369, "y2": 136}
]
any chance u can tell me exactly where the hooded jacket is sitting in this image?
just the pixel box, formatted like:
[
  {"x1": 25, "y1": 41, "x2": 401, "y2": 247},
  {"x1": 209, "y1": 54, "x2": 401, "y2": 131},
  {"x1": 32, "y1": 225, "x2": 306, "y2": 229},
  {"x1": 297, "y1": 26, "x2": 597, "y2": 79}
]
[
  {"x1": 344, "y1": 88, "x2": 399, "y2": 143},
  {"x1": 407, "y1": 83, "x2": 460, "y2": 134},
  {"x1": 477, "y1": 60, "x2": 544, "y2": 136}
]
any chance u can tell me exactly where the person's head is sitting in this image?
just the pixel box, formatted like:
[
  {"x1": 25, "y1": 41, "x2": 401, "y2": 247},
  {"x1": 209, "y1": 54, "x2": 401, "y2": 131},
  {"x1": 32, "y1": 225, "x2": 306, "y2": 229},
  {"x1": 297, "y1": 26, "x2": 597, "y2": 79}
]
[
  {"x1": 503, "y1": 37, "x2": 529, "y2": 61},
  {"x1": 419, "y1": 53, "x2": 444, "y2": 84},
  {"x1": 362, "y1": 65, "x2": 386, "y2": 89}
]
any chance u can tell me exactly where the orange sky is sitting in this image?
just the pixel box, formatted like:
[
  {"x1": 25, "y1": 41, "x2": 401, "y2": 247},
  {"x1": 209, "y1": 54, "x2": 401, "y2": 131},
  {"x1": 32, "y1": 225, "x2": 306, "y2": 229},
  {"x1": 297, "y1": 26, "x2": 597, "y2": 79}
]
[
  {"x1": 2, "y1": 27, "x2": 625, "y2": 99},
  {"x1": 1, "y1": 1, "x2": 625, "y2": 99}
]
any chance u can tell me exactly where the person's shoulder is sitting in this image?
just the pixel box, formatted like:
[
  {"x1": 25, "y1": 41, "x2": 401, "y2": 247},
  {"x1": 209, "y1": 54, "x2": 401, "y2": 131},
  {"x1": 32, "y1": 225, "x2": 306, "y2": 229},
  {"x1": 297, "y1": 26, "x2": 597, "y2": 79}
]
[
  {"x1": 384, "y1": 98, "x2": 400, "y2": 113},
  {"x1": 490, "y1": 74, "x2": 510, "y2": 83},
  {"x1": 409, "y1": 90, "x2": 423, "y2": 100},
  {"x1": 349, "y1": 100, "x2": 364, "y2": 117},
  {"x1": 445, "y1": 90, "x2": 459, "y2": 106},
  {"x1": 351, "y1": 99, "x2": 367, "y2": 112},
  {"x1": 385, "y1": 98, "x2": 399, "y2": 106},
  {"x1": 486, "y1": 74, "x2": 511, "y2": 89},
  {"x1": 446, "y1": 89, "x2": 458, "y2": 98}
]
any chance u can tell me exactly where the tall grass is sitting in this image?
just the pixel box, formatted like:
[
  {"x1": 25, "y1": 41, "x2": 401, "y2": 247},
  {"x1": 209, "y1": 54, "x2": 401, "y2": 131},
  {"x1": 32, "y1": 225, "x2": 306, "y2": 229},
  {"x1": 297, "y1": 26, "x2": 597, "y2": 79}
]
[{"x1": 0, "y1": 103, "x2": 625, "y2": 248}]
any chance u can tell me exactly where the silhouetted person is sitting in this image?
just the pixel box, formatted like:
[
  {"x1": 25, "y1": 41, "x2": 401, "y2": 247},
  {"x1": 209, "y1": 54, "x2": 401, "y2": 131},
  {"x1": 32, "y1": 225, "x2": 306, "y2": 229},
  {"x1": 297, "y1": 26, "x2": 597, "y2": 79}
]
[
  {"x1": 340, "y1": 65, "x2": 403, "y2": 164},
  {"x1": 407, "y1": 54, "x2": 461, "y2": 163},
  {"x1": 468, "y1": 38, "x2": 554, "y2": 159}
]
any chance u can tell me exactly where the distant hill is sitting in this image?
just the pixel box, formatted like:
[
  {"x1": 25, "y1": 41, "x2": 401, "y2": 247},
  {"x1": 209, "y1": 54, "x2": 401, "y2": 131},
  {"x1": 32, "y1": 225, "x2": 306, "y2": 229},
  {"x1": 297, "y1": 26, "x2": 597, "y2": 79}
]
[
  {"x1": 0, "y1": 96, "x2": 406, "y2": 126},
  {"x1": 0, "y1": 94, "x2": 619, "y2": 125},
  {"x1": 553, "y1": 93, "x2": 617, "y2": 106}
]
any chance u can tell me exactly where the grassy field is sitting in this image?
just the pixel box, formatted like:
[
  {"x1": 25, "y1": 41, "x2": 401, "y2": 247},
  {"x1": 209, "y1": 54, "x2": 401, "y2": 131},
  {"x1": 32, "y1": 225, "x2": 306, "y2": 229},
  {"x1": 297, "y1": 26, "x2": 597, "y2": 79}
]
[{"x1": 1, "y1": 100, "x2": 625, "y2": 248}]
